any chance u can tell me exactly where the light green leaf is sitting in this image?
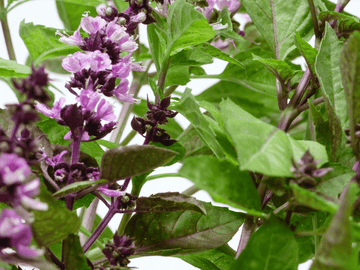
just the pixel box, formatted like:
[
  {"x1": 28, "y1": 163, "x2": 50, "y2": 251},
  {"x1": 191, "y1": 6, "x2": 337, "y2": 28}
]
[
  {"x1": 294, "y1": 32, "x2": 318, "y2": 73},
  {"x1": 231, "y1": 215, "x2": 299, "y2": 270},
  {"x1": 53, "y1": 179, "x2": 108, "y2": 199},
  {"x1": 147, "y1": 16, "x2": 168, "y2": 72},
  {"x1": 34, "y1": 46, "x2": 81, "y2": 66},
  {"x1": 241, "y1": 0, "x2": 313, "y2": 60},
  {"x1": 315, "y1": 23, "x2": 347, "y2": 162},
  {"x1": 179, "y1": 155, "x2": 263, "y2": 215},
  {"x1": 220, "y1": 99, "x2": 328, "y2": 176},
  {"x1": 125, "y1": 202, "x2": 246, "y2": 256},
  {"x1": 0, "y1": 58, "x2": 31, "y2": 77}
]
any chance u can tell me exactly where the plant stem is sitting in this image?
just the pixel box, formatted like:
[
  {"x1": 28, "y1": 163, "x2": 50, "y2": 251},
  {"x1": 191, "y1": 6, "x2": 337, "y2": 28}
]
[
  {"x1": 164, "y1": 85, "x2": 178, "y2": 97},
  {"x1": 182, "y1": 185, "x2": 200, "y2": 196},
  {"x1": 0, "y1": 0, "x2": 16, "y2": 61},
  {"x1": 308, "y1": 0, "x2": 320, "y2": 42},
  {"x1": 120, "y1": 130, "x2": 137, "y2": 146},
  {"x1": 287, "y1": 67, "x2": 311, "y2": 108},
  {"x1": 146, "y1": 172, "x2": 182, "y2": 181}
]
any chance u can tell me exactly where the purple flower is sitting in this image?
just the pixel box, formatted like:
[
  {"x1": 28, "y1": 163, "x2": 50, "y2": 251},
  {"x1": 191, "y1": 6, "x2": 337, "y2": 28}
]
[
  {"x1": 35, "y1": 97, "x2": 66, "y2": 120},
  {"x1": 216, "y1": 0, "x2": 240, "y2": 13},
  {"x1": 62, "y1": 51, "x2": 90, "y2": 73},
  {"x1": 14, "y1": 178, "x2": 48, "y2": 211},
  {"x1": 56, "y1": 26, "x2": 83, "y2": 46},
  {"x1": 96, "y1": 99, "x2": 117, "y2": 121},
  {"x1": 106, "y1": 21, "x2": 127, "y2": 42},
  {"x1": 0, "y1": 209, "x2": 43, "y2": 258},
  {"x1": 203, "y1": 0, "x2": 215, "y2": 20},
  {"x1": 88, "y1": 50, "x2": 112, "y2": 72},
  {"x1": 81, "y1": 15, "x2": 107, "y2": 34},
  {"x1": 45, "y1": 150, "x2": 68, "y2": 167},
  {"x1": 0, "y1": 153, "x2": 31, "y2": 185}
]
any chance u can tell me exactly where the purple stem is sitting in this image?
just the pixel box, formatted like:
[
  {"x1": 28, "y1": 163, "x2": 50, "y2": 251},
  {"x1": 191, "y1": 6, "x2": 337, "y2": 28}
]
[{"x1": 83, "y1": 207, "x2": 117, "y2": 253}]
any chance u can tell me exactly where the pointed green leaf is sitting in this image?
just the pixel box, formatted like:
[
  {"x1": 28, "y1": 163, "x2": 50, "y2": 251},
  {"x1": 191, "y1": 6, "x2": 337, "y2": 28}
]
[
  {"x1": 33, "y1": 46, "x2": 81, "y2": 66},
  {"x1": 294, "y1": 32, "x2": 318, "y2": 73},
  {"x1": 63, "y1": 234, "x2": 92, "y2": 270},
  {"x1": 220, "y1": 99, "x2": 328, "y2": 176},
  {"x1": 125, "y1": 202, "x2": 246, "y2": 256},
  {"x1": 150, "y1": 142, "x2": 185, "y2": 166},
  {"x1": 0, "y1": 58, "x2": 31, "y2": 77},
  {"x1": 176, "y1": 246, "x2": 235, "y2": 270},
  {"x1": 194, "y1": 43, "x2": 244, "y2": 68},
  {"x1": 315, "y1": 23, "x2": 347, "y2": 162},
  {"x1": 147, "y1": 18, "x2": 168, "y2": 72},
  {"x1": 167, "y1": 0, "x2": 215, "y2": 55},
  {"x1": 217, "y1": 7, "x2": 245, "y2": 43},
  {"x1": 136, "y1": 192, "x2": 206, "y2": 215},
  {"x1": 340, "y1": 31, "x2": 360, "y2": 161},
  {"x1": 32, "y1": 185, "x2": 81, "y2": 247},
  {"x1": 53, "y1": 179, "x2": 108, "y2": 199},
  {"x1": 231, "y1": 216, "x2": 299, "y2": 270},
  {"x1": 311, "y1": 182, "x2": 360, "y2": 270},
  {"x1": 170, "y1": 48, "x2": 213, "y2": 67},
  {"x1": 177, "y1": 125, "x2": 213, "y2": 158},
  {"x1": 171, "y1": 88, "x2": 225, "y2": 158},
  {"x1": 164, "y1": 65, "x2": 190, "y2": 87},
  {"x1": 241, "y1": 0, "x2": 312, "y2": 60},
  {"x1": 179, "y1": 155, "x2": 262, "y2": 214},
  {"x1": 100, "y1": 145, "x2": 178, "y2": 181}
]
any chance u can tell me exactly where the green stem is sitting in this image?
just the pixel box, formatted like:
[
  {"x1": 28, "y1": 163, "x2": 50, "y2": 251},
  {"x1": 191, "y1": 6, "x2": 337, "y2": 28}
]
[
  {"x1": 218, "y1": 244, "x2": 236, "y2": 257},
  {"x1": 308, "y1": 0, "x2": 321, "y2": 44},
  {"x1": 120, "y1": 130, "x2": 137, "y2": 146},
  {"x1": 182, "y1": 185, "x2": 200, "y2": 196},
  {"x1": 164, "y1": 85, "x2": 179, "y2": 97},
  {"x1": 312, "y1": 213, "x2": 319, "y2": 255},
  {"x1": 0, "y1": 0, "x2": 16, "y2": 61},
  {"x1": 117, "y1": 212, "x2": 132, "y2": 236},
  {"x1": 146, "y1": 172, "x2": 182, "y2": 181}
]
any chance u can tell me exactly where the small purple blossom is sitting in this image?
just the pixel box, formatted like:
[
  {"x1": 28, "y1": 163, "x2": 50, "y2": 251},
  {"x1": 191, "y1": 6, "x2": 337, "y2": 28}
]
[
  {"x1": 0, "y1": 209, "x2": 44, "y2": 258},
  {"x1": 216, "y1": 0, "x2": 240, "y2": 13},
  {"x1": 81, "y1": 15, "x2": 107, "y2": 34},
  {"x1": 56, "y1": 26, "x2": 83, "y2": 46},
  {"x1": 62, "y1": 51, "x2": 90, "y2": 73},
  {"x1": 35, "y1": 97, "x2": 66, "y2": 120},
  {"x1": 0, "y1": 153, "x2": 31, "y2": 185},
  {"x1": 88, "y1": 51, "x2": 112, "y2": 72},
  {"x1": 45, "y1": 150, "x2": 67, "y2": 167}
]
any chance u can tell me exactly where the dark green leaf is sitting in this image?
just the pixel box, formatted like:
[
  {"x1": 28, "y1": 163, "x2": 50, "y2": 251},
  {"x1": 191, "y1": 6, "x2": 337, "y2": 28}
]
[
  {"x1": 171, "y1": 88, "x2": 225, "y2": 158},
  {"x1": 63, "y1": 234, "x2": 92, "y2": 270},
  {"x1": 340, "y1": 31, "x2": 360, "y2": 161},
  {"x1": 294, "y1": 32, "x2": 318, "y2": 74},
  {"x1": 136, "y1": 192, "x2": 206, "y2": 215},
  {"x1": 180, "y1": 155, "x2": 263, "y2": 215},
  {"x1": 0, "y1": 58, "x2": 31, "y2": 77},
  {"x1": 220, "y1": 99, "x2": 328, "y2": 176},
  {"x1": 290, "y1": 183, "x2": 338, "y2": 213},
  {"x1": 32, "y1": 184, "x2": 81, "y2": 247},
  {"x1": 100, "y1": 145, "x2": 178, "y2": 181},
  {"x1": 73, "y1": 193, "x2": 96, "y2": 209},
  {"x1": 150, "y1": 142, "x2": 185, "y2": 166},
  {"x1": 131, "y1": 171, "x2": 153, "y2": 197},
  {"x1": 56, "y1": 0, "x2": 101, "y2": 31},
  {"x1": 53, "y1": 179, "x2": 108, "y2": 199},
  {"x1": 19, "y1": 21, "x2": 69, "y2": 62},
  {"x1": 167, "y1": 0, "x2": 215, "y2": 55},
  {"x1": 241, "y1": 0, "x2": 312, "y2": 60},
  {"x1": 125, "y1": 202, "x2": 246, "y2": 255},
  {"x1": 315, "y1": 23, "x2": 347, "y2": 162},
  {"x1": 231, "y1": 216, "x2": 299, "y2": 270},
  {"x1": 311, "y1": 182, "x2": 360, "y2": 270},
  {"x1": 194, "y1": 43, "x2": 244, "y2": 68},
  {"x1": 176, "y1": 246, "x2": 235, "y2": 270}
]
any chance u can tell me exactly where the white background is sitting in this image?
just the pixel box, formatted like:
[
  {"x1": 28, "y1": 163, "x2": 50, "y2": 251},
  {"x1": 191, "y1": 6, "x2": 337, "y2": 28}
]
[{"x1": 0, "y1": 0, "x2": 360, "y2": 269}]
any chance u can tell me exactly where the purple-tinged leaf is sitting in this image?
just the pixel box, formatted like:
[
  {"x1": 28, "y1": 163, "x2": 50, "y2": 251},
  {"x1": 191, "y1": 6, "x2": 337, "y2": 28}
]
[
  {"x1": 100, "y1": 145, "x2": 178, "y2": 181},
  {"x1": 52, "y1": 179, "x2": 108, "y2": 199},
  {"x1": 124, "y1": 202, "x2": 246, "y2": 256},
  {"x1": 136, "y1": 192, "x2": 206, "y2": 215}
]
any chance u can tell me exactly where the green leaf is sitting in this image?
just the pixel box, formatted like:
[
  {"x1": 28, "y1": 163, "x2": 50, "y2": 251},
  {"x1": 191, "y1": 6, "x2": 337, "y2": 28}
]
[
  {"x1": 194, "y1": 43, "x2": 244, "y2": 68},
  {"x1": 113, "y1": 0, "x2": 128, "y2": 12},
  {"x1": 217, "y1": 7, "x2": 245, "y2": 43},
  {"x1": 52, "y1": 179, "x2": 108, "y2": 199},
  {"x1": 56, "y1": 0, "x2": 102, "y2": 31},
  {"x1": 220, "y1": 99, "x2": 328, "y2": 176},
  {"x1": 318, "y1": 11, "x2": 360, "y2": 38},
  {"x1": 176, "y1": 246, "x2": 235, "y2": 270},
  {"x1": 147, "y1": 20, "x2": 168, "y2": 72},
  {"x1": 241, "y1": 0, "x2": 312, "y2": 60},
  {"x1": 136, "y1": 192, "x2": 207, "y2": 215},
  {"x1": 0, "y1": 254, "x2": 57, "y2": 270},
  {"x1": 315, "y1": 23, "x2": 347, "y2": 162},
  {"x1": 34, "y1": 45, "x2": 81, "y2": 66},
  {"x1": 311, "y1": 182, "x2": 360, "y2": 270},
  {"x1": 177, "y1": 125, "x2": 213, "y2": 158},
  {"x1": 32, "y1": 184, "x2": 81, "y2": 247},
  {"x1": 100, "y1": 145, "x2": 178, "y2": 181},
  {"x1": 252, "y1": 54, "x2": 295, "y2": 83},
  {"x1": 36, "y1": 118, "x2": 71, "y2": 146},
  {"x1": 150, "y1": 142, "x2": 185, "y2": 166},
  {"x1": 97, "y1": 139, "x2": 120, "y2": 150},
  {"x1": 125, "y1": 202, "x2": 246, "y2": 256},
  {"x1": 294, "y1": 32, "x2": 318, "y2": 74},
  {"x1": 179, "y1": 155, "x2": 263, "y2": 215},
  {"x1": 0, "y1": 58, "x2": 31, "y2": 77},
  {"x1": 290, "y1": 183, "x2": 338, "y2": 213},
  {"x1": 131, "y1": 171, "x2": 153, "y2": 197},
  {"x1": 63, "y1": 234, "x2": 92, "y2": 270},
  {"x1": 164, "y1": 65, "x2": 190, "y2": 87},
  {"x1": 340, "y1": 31, "x2": 360, "y2": 161},
  {"x1": 170, "y1": 48, "x2": 213, "y2": 67},
  {"x1": 19, "y1": 21, "x2": 69, "y2": 62},
  {"x1": 231, "y1": 215, "x2": 299, "y2": 270},
  {"x1": 167, "y1": 0, "x2": 215, "y2": 55},
  {"x1": 171, "y1": 88, "x2": 225, "y2": 158}
]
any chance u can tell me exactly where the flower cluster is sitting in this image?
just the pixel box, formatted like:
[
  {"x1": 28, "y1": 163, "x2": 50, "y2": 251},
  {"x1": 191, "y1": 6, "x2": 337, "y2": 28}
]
[
  {"x1": 101, "y1": 233, "x2": 135, "y2": 269},
  {"x1": 290, "y1": 150, "x2": 333, "y2": 188},
  {"x1": 131, "y1": 96, "x2": 178, "y2": 146},
  {"x1": 0, "y1": 66, "x2": 49, "y2": 260}
]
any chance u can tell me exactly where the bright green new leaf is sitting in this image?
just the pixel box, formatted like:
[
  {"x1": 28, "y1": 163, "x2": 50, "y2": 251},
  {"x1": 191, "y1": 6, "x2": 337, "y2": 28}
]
[
  {"x1": 32, "y1": 185, "x2": 81, "y2": 247},
  {"x1": 315, "y1": 23, "x2": 347, "y2": 162},
  {"x1": 125, "y1": 202, "x2": 246, "y2": 256},
  {"x1": 100, "y1": 145, "x2": 178, "y2": 181},
  {"x1": 241, "y1": 0, "x2": 313, "y2": 60},
  {"x1": 231, "y1": 215, "x2": 299, "y2": 270},
  {"x1": 220, "y1": 99, "x2": 328, "y2": 177},
  {"x1": 179, "y1": 155, "x2": 262, "y2": 214},
  {"x1": 294, "y1": 32, "x2": 318, "y2": 73},
  {"x1": 340, "y1": 31, "x2": 360, "y2": 161},
  {"x1": 0, "y1": 58, "x2": 31, "y2": 77}
]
